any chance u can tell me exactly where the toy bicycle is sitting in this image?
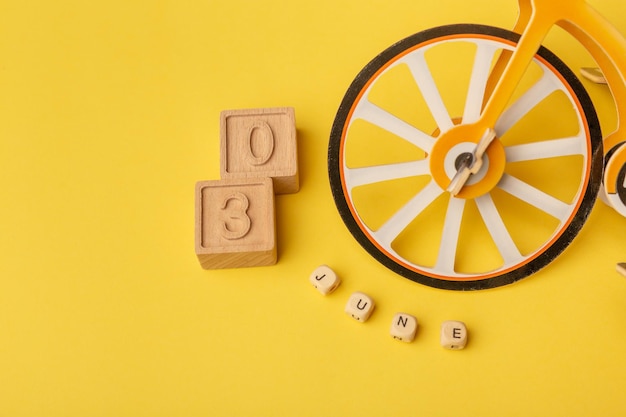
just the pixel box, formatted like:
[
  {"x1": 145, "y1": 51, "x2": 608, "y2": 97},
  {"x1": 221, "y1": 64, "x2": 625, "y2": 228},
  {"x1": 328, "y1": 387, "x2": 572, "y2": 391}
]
[{"x1": 328, "y1": 0, "x2": 626, "y2": 290}]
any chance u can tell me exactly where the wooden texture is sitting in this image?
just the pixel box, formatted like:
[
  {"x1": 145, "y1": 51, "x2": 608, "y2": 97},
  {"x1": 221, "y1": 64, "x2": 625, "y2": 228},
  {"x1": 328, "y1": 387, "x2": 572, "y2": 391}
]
[
  {"x1": 309, "y1": 265, "x2": 341, "y2": 295},
  {"x1": 345, "y1": 292, "x2": 375, "y2": 322},
  {"x1": 220, "y1": 107, "x2": 299, "y2": 194},
  {"x1": 390, "y1": 313, "x2": 418, "y2": 342},
  {"x1": 440, "y1": 321, "x2": 468, "y2": 350},
  {"x1": 195, "y1": 177, "x2": 276, "y2": 269}
]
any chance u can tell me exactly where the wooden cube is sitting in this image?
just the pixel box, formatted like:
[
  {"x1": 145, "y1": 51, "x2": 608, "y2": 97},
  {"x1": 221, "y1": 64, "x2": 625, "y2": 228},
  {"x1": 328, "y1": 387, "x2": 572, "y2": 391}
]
[
  {"x1": 195, "y1": 177, "x2": 276, "y2": 269},
  {"x1": 390, "y1": 313, "x2": 418, "y2": 342},
  {"x1": 309, "y1": 265, "x2": 341, "y2": 295},
  {"x1": 345, "y1": 292, "x2": 375, "y2": 322},
  {"x1": 220, "y1": 107, "x2": 299, "y2": 194},
  {"x1": 441, "y1": 321, "x2": 468, "y2": 350}
]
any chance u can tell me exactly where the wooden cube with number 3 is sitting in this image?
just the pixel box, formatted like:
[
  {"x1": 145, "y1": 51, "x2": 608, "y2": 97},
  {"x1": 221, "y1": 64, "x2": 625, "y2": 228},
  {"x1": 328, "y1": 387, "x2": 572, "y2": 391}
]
[
  {"x1": 220, "y1": 107, "x2": 299, "y2": 194},
  {"x1": 195, "y1": 177, "x2": 276, "y2": 269}
]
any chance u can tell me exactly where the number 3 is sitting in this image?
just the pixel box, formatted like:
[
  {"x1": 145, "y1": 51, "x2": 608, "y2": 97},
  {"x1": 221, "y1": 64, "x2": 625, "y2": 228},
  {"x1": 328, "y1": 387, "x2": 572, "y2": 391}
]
[{"x1": 220, "y1": 192, "x2": 251, "y2": 240}]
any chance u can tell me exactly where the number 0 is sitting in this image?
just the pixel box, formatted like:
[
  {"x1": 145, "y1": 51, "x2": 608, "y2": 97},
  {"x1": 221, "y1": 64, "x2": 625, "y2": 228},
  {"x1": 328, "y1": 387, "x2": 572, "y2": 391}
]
[{"x1": 246, "y1": 120, "x2": 275, "y2": 166}]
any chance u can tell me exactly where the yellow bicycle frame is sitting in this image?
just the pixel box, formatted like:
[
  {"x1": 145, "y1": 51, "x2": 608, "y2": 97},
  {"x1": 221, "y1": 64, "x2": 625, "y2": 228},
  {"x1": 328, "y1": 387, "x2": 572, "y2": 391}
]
[{"x1": 479, "y1": 0, "x2": 626, "y2": 194}]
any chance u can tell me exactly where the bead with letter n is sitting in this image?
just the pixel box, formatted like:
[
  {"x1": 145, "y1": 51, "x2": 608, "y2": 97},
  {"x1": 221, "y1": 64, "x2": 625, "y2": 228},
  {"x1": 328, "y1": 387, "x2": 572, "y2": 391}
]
[{"x1": 390, "y1": 313, "x2": 418, "y2": 342}]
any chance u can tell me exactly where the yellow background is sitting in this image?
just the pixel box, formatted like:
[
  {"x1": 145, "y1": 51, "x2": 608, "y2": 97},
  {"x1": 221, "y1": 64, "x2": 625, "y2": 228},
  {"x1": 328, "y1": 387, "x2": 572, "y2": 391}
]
[{"x1": 1, "y1": 0, "x2": 626, "y2": 415}]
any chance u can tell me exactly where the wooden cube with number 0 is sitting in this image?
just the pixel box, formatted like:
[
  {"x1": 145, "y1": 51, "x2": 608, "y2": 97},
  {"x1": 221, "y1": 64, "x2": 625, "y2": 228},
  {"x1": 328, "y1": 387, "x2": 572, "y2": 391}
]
[
  {"x1": 220, "y1": 107, "x2": 299, "y2": 194},
  {"x1": 195, "y1": 177, "x2": 276, "y2": 269}
]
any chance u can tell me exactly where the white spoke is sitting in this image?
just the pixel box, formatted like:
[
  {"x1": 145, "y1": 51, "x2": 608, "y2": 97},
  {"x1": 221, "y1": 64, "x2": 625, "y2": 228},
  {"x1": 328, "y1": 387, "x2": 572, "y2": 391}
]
[
  {"x1": 495, "y1": 69, "x2": 560, "y2": 136},
  {"x1": 345, "y1": 160, "x2": 430, "y2": 190},
  {"x1": 505, "y1": 136, "x2": 586, "y2": 162},
  {"x1": 463, "y1": 42, "x2": 500, "y2": 123},
  {"x1": 352, "y1": 98, "x2": 436, "y2": 153},
  {"x1": 403, "y1": 51, "x2": 454, "y2": 133},
  {"x1": 435, "y1": 197, "x2": 466, "y2": 274},
  {"x1": 498, "y1": 174, "x2": 572, "y2": 220},
  {"x1": 373, "y1": 180, "x2": 444, "y2": 247},
  {"x1": 475, "y1": 193, "x2": 521, "y2": 264}
]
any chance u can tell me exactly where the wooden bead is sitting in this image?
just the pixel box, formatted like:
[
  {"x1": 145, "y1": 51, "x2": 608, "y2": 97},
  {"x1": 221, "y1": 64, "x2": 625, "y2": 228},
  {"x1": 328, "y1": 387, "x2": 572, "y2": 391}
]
[
  {"x1": 220, "y1": 107, "x2": 299, "y2": 194},
  {"x1": 440, "y1": 320, "x2": 468, "y2": 350},
  {"x1": 309, "y1": 265, "x2": 341, "y2": 295},
  {"x1": 390, "y1": 313, "x2": 418, "y2": 342},
  {"x1": 345, "y1": 292, "x2": 375, "y2": 322},
  {"x1": 195, "y1": 177, "x2": 276, "y2": 269}
]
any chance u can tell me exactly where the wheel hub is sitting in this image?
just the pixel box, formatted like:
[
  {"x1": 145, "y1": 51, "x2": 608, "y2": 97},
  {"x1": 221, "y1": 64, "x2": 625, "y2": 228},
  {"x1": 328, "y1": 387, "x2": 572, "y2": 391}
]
[{"x1": 429, "y1": 124, "x2": 506, "y2": 199}]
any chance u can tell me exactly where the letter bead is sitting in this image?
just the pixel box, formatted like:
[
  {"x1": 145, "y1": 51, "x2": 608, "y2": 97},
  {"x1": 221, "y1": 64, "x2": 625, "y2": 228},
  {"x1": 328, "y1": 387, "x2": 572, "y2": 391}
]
[
  {"x1": 345, "y1": 292, "x2": 375, "y2": 322},
  {"x1": 309, "y1": 265, "x2": 341, "y2": 295},
  {"x1": 440, "y1": 320, "x2": 468, "y2": 350},
  {"x1": 390, "y1": 313, "x2": 418, "y2": 342}
]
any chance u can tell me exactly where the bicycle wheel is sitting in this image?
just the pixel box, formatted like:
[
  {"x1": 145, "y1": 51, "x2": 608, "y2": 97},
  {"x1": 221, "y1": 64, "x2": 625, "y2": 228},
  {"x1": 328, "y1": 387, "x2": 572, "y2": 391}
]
[{"x1": 328, "y1": 24, "x2": 603, "y2": 290}]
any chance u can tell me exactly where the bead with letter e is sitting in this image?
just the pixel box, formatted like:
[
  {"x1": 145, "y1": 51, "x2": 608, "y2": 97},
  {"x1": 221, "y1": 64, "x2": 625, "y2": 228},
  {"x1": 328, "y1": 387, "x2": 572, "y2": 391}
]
[{"x1": 440, "y1": 321, "x2": 468, "y2": 350}]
